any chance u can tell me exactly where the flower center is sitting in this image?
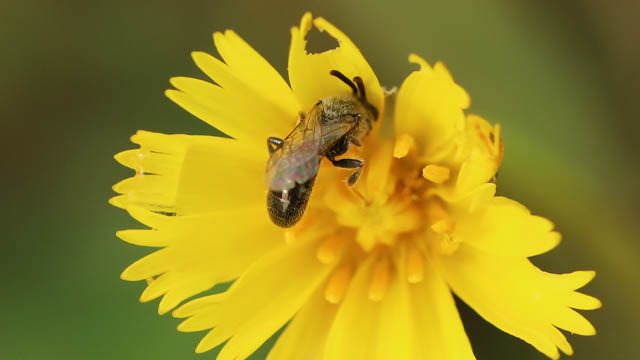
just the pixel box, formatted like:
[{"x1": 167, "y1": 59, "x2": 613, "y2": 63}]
[
  {"x1": 310, "y1": 138, "x2": 465, "y2": 303},
  {"x1": 323, "y1": 162, "x2": 424, "y2": 253}
]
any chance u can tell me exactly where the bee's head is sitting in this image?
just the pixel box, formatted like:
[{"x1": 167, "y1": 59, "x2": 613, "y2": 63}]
[{"x1": 329, "y1": 70, "x2": 379, "y2": 121}]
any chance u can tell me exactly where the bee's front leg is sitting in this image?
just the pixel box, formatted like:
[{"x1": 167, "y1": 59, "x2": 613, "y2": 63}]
[
  {"x1": 328, "y1": 157, "x2": 363, "y2": 186},
  {"x1": 267, "y1": 137, "x2": 284, "y2": 154}
]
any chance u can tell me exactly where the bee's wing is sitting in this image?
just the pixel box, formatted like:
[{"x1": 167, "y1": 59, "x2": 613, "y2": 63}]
[
  {"x1": 318, "y1": 120, "x2": 358, "y2": 153},
  {"x1": 265, "y1": 115, "x2": 323, "y2": 190}
]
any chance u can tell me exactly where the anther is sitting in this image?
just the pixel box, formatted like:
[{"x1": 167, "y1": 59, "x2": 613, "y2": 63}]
[
  {"x1": 393, "y1": 133, "x2": 415, "y2": 158},
  {"x1": 316, "y1": 234, "x2": 345, "y2": 264},
  {"x1": 406, "y1": 245, "x2": 424, "y2": 284},
  {"x1": 422, "y1": 165, "x2": 450, "y2": 184},
  {"x1": 368, "y1": 256, "x2": 390, "y2": 301},
  {"x1": 325, "y1": 265, "x2": 353, "y2": 304},
  {"x1": 436, "y1": 233, "x2": 460, "y2": 255},
  {"x1": 430, "y1": 218, "x2": 453, "y2": 234}
]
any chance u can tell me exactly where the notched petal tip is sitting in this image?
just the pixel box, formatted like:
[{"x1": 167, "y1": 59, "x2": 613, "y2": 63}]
[
  {"x1": 173, "y1": 293, "x2": 227, "y2": 319},
  {"x1": 567, "y1": 270, "x2": 597, "y2": 290},
  {"x1": 190, "y1": 50, "x2": 211, "y2": 65},
  {"x1": 164, "y1": 88, "x2": 180, "y2": 102},
  {"x1": 195, "y1": 338, "x2": 215, "y2": 354}
]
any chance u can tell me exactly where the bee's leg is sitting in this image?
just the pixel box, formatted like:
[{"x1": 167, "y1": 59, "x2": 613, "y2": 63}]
[
  {"x1": 326, "y1": 136, "x2": 350, "y2": 158},
  {"x1": 267, "y1": 137, "x2": 284, "y2": 154},
  {"x1": 328, "y1": 158, "x2": 363, "y2": 186},
  {"x1": 347, "y1": 135, "x2": 362, "y2": 147},
  {"x1": 347, "y1": 167, "x2": 363, "y2": 186}
]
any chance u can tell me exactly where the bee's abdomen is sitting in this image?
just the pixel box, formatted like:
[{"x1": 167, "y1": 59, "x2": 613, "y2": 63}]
[{"x1": 267, "y1": 177, "x2": 316, "y2": 228}]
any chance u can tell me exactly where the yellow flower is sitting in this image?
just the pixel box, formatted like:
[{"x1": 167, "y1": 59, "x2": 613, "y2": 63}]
[{"x1": 111, "y1": 12, "x2": 600, "y2": 360}]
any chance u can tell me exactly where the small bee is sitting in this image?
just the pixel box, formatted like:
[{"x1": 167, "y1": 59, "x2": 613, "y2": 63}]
[{"x1": 265, "y1": 70, "x2": 379, "y2": 228}]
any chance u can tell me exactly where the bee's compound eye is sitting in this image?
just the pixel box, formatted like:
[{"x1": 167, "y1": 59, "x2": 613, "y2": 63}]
[{"x1": 266, "y1": 178, "x2": 316, "y2": 228}]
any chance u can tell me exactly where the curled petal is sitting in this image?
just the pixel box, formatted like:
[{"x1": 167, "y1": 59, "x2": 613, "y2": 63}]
[
  {"x1": 454, "y1": 115, "x2": 503, "y2": 195},
  {"x1": 394, "y1": 54, "x2": 469, "y2": 162},
  {"x1": 452, "y1": 195, "x2": 562, "y2": 258}
]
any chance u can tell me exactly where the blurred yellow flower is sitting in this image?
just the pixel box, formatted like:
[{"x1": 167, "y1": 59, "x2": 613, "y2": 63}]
[{"x1": 111, "y1": 12, "x2": 600, "y2": 360}]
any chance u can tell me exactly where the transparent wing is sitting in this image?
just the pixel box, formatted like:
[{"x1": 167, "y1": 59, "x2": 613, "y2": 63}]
[
  {"x1": 317, "y1": 119, "x2": 357, "y2": 153},
  {"x1": 265, "y1": 113, "x2": 323, "y2": 190}
]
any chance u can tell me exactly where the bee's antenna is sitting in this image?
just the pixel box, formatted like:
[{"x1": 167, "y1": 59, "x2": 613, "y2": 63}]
[
  {"x1": 353, "y1": 76, "x2": 379, "y2": 120},
  {"x1": 353, "y1": 76, "x2": 366, "y2": 101},
  {"x1": 330, "y1": 70, "x2": 358, "y2": 95}
]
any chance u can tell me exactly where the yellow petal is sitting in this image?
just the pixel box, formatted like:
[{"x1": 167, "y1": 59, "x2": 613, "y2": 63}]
[
  {"x1": 173, "y1": 137, "x2": 265, "y2": 214},
  {"x1": 395, "y1": 54, "x2": 470, "y2": 163},
  {"x1": 112, "y1": 131, "x2": 193, "y2": 213},
  {"x1": 323, "y1": 255, "x2": 380, "y2": 360},
  {"x1": 177, "y1": 227, "x2": 335, "y2": 357},
  {"x1": 410, "y1": 254, "x2": 476, "y2": 360},
  {"x1": 116, "y1": 229, "x2": 167, "y2": 247},
  {"x1": 374, "y1": 255, "x2": 412, "y2": 360},
  {"x1": 267, "y1": 289, "x2": 338, "y2": 360},
  {"x1": 435, "y1": 243, "x2": 599, "y2": 359},
  {"x1": 288, "y1": 12, "x2": 384, "y2": 115},
  {"x1": 167, "y1": 32, "x2": 299, "y2": 145},
  {"x1": 324, "y1": 252, "x2": 415, "y2": 360},
  {"x1": 452, "y1": 196, "x2": 562, "y2": 258},
  {"x1": 120, "y1": 206, "x2": 283, "y2": 314},
  {"x1": 112, "y1": 131, "x2": 267, "y2": 215},
  {"x1": 212, "y1": 30, "x2": 299, "y2": 118}
]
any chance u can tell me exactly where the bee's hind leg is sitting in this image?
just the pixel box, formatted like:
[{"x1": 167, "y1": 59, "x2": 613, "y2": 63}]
[
  {"x1": 328, "y1": 158, "x2": 363, "y2": 186},
  {"x1": 267, "y1": 137, "x2": 284, "y2": 154}
]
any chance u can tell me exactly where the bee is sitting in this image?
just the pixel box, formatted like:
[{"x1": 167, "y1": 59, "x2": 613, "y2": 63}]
[{"x1": 265, "y1": 70, "x2": 379, "y2": 228}]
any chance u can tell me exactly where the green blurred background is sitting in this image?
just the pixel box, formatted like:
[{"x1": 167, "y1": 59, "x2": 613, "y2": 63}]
[{"x1": 2, "y1": 0, "x2": 638, "y2": 359}]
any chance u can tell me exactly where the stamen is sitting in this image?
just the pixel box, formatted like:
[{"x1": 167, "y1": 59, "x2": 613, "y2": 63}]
[
  {"x1": 368, "y1": 256, "x2": 390, "y2": 301},
  {"x1": 430, "y1": 218, "x2": 453, "y2": 234},
  {"x1": 393, "y1": 133, "x2": 415, "y2": 158},
  {"x1": 406, "y1": 245, "x2": 424, "y2": 284},
  {"x1": 316, "y1": 234, "x2": 345, "y2": 264},
  {"x1": 324, "y1": 265, "x2": 353, "y2": 304},
  {"x1": 436, "y1": 233, "x2": 460, "y2": 255},
  {"x1": 422, "y1": 164, "x2": 450, "y2": 184}
]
